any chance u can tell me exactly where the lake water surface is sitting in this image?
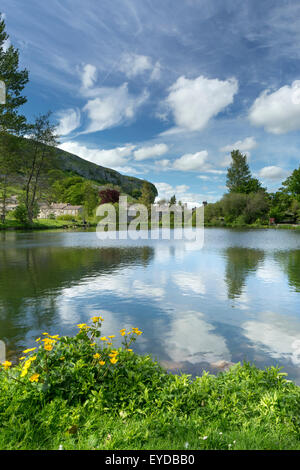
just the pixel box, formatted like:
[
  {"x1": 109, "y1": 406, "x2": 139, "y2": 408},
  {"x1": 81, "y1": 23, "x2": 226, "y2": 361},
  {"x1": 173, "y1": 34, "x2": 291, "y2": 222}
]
[{"x1": 1, "y1": 228, "x2": 300, "y2": 382}]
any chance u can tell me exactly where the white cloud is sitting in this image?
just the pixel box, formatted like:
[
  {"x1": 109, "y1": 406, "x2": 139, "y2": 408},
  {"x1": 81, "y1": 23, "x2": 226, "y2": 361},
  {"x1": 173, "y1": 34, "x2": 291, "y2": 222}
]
[
  {"x1": 58, "y1": 141, "x2": 135, "y2": 169},
  {"x1": 82, "y1": 83, "x2": 148, "y2": 133},
  {"x1": 220, "y1": 136, "x2": 257, "y2": 153},
  {"x1": 150, "y1": 61, "x2": 161, "y2": 81},
  {"x1": 173, "y1": 150, "x2": 208, "y2": 171},
  {"x1": 56, "y1": 108, "x2": 81, "y2": 136},
  {"x1": 119, "y1": 53, "x2": 161, "y2": 81},
  {"x1": 249, "y1": 81, "x2": 300, "y2": 134},
  {"x1": 134, "y1": 143, "x2": 168, "y2": 161},
  {"x1": 197, "y1": 175, "x2": 210, "y2": 180},
  {"x1": 119, "y1": 53, "x2": 152, "y2": 78},
  {"x1": 258, "y1": 166, "x2": 289, "y2": 180},
  {"x1": 154, "y1": 159, "x2": 171, "y2": 170},
  {"x1": 81, "y1": 64, "x2": 97, "y2": 89},
  {"x1": 164, "y1": 75, "x2": 238, "y2": 132},
  {"x1": 2, "y1": 37, "x2": 10, "y2": 52},
  {"x1": 154, "y1": 181, "x2": 216, "y2": 205},
  {"x1": 155, "y1": 182, "x2": 188, "y2": 200}
]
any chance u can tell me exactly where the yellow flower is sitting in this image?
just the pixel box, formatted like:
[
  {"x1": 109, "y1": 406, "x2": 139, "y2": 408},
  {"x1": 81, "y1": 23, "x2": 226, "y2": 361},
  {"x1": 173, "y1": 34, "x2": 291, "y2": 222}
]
[
  {"x1": 111, "y1": 350, "x2": 119, "y2": 355},
  {"x1": 90, "y1": 343, "x2": 96, "y2": 347},
  {"x1": 21, "y1": 368, "x2": 28, "y2": 377},
  {"x1": 132, "y1": 327, "x2": 142, "y2": 335},
  {"x1": 110, "y1": 357, "x2": 118, "y2": 365},
  {"x1": 42, "y1": 333, "x2": 49, "y2": 336},
  {"x1": 127, "y1": 349, "x2": 133, "y2": 352},
  {"x1": 120, "y1": 331, "x2": 126, "y2": 336},
  {"x1": 19, "y1": 356, "x2": 25, "y2": 361},
  {"x1": 2, "y1": 361, "x2": 12, "y2": 370},
  {"x1": 49, "y1": 335, "x2": 59, "y2": 340},
  {"x1": 91, "y1": 316, "x2": 101, "y2": 323},
  {"x1": 77, "y1": 323, "x2": 89, "y2": 330},
  {"x1": 29, "y1": 373, "x2": 40, "y2": 383},
  {"x1": 23, "y1": 347, "x2": 36, "y2": 354},
  {"x1": 99, "y1": 361, "x2": 105, "y2": 366},
  {"x1": 108, "y1": 335, "x2": 115, "y2": 339},
  {"x1": 93, "y1": 353, "x2": 100, "y2": 359},
  {"x1": 20, "y1": 356, "x2": 36, "y2": 377},
  {"x1": 107, "y1": 342, "x2": 112, "y2": 346},
  {"x1": 36, "y1": 338, "x2": 41, "y2": 342},
  {"x1": 100, "y1": 336, "x2": 108, "y2": 341},
  {"x1": 42, "y1": 337, "x2": 56, "y2": 351}
]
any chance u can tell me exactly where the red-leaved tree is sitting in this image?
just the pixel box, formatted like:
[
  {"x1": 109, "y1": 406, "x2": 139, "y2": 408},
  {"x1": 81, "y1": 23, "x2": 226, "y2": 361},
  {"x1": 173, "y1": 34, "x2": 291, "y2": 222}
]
[{"x1": 99, "y1": 189, "x2": 120, "y2": 204}]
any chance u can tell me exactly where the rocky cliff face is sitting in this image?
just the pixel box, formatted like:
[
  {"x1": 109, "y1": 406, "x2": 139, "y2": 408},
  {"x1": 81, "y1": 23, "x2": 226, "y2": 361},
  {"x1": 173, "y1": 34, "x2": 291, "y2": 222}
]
[{"x1": 55, "y1": 146, "x2": 158, "y2": 198}]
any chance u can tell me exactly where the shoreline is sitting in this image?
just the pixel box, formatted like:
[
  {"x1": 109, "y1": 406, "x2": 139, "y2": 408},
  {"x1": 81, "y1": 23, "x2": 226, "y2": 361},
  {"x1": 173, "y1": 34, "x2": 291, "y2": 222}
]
[{"x1": 1, "y1": 220, "x2": 300, "y2": 232}]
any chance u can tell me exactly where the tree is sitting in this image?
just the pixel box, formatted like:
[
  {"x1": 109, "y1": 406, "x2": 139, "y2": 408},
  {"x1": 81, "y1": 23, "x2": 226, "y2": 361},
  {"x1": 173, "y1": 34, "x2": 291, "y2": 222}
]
[
  {"x1": 244, "y1": 192, "x2": 269, "y2": 224},
  {"x1": 169, "y1": 194, "x2": 176, "y2": 206},
  {"x1": 226, "y1": 150, "x2": 262, "y2": 194},
  {"x1": 0, "y1": 14, "x2": 29, "y2": 133},
  {"x1": 82, "y1": 181, "x2": 98, "y2": 217},
  {"x1": 221, "y1": 192, "x2": 248, "y2": 221},
  {"x1": 21, "y1": 113, "x2": 58, "y2": 223},
  {"x1": 282, "y1": 166, "x2": 300, "y2": 200},
  {"x1": 99, "y1": 188, "x2": 120, "y2": 204},
  {"x1": 139, "y1": 182, "x2": 155, "y2": 211},
  {"x1": 0, "y1": 132, "x2": 21, "y2": 222},
  {"x1": 0, "y1": 14, "x2": 29, "y2": 221}
]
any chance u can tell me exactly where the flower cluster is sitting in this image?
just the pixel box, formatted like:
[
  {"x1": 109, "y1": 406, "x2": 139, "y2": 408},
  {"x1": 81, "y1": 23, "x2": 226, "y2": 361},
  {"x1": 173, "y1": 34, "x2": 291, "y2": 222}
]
[{"x1": 0, "y1": 316, "x2": 143, "y2": 396}]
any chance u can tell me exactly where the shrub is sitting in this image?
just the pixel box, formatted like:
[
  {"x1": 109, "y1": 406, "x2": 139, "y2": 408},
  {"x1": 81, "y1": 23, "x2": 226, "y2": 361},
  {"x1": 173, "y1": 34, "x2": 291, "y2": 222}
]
[
  {"x1": 13, "y1": 204, "x2": 29, "y2": 224},
  {"x1": 99, "y1": 189, "x2": 120, "y2": 205},
  {"x1": 0, "y1": 318, "x2": 148, "y2": 405},
  {"x1": 1, "y1": 318, "x2": 300, "y2": 450}
]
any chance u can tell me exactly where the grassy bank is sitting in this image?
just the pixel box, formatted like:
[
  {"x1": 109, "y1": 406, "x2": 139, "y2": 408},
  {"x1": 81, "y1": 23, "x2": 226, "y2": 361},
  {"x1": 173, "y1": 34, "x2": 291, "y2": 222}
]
[
  {"x1": 1, "y1": 216, "x2": 300, "y2": 232},
  {"x1": 204, "y1": 222, "x2": 300, "y2": 230},
  {"x1": 1, "y1": 318, "x2": 300, "y2": 450},
  {"x1": 0, "y1": 218, "x2": 98, "y2": 231}
]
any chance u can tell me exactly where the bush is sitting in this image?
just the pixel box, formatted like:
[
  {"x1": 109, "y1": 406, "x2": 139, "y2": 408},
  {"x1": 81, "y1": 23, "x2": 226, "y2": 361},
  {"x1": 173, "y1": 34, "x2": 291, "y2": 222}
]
[
  {"x1": 1, "y1": 318, "x2": 300, "y2": 450},
  {"x1": 0, "y1": 318, "x2": 147, "y2": 405},
  {"x1": 13, "y1": 204, "x2": 28, "y2": 224}
]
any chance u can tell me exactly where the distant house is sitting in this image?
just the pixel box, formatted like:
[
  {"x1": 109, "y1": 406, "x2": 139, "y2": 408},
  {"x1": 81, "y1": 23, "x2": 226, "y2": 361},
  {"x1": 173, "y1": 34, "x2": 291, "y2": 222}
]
[
  {"x1": 0, "y1": 195, "x2": 18, "y2": 214},
  {"x1": 38, "y1": 203, "x2": 83, "y2": 219}
]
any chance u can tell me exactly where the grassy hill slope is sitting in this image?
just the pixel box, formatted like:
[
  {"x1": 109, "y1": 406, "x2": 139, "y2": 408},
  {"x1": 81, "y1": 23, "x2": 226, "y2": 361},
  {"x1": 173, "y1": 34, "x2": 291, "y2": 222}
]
[
  {"x1": 0, "y1": 135, "x2": 158, "y2": 199},
  {"x1": 48, "y1": 144, "x2": 157, "y2": 198}
]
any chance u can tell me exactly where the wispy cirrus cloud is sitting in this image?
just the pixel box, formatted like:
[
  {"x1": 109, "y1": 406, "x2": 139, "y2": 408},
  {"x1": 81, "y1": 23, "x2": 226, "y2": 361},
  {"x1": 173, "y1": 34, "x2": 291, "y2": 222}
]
[{"x1": 56, "y1": 108, "x2": 81, "y2": 136}]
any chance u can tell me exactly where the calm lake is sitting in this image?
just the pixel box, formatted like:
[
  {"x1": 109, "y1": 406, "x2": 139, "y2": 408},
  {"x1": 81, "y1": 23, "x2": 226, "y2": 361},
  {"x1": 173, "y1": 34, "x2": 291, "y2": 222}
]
[{"x1": 1, "y1": 228, "x2": 300, "y2": 382}]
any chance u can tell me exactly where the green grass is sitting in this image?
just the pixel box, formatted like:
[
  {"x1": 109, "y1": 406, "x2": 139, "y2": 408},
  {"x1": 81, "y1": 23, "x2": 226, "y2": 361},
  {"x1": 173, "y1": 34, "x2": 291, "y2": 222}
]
[
  {"x1": 1, "y1": 319, "x2": 300, "y2": 450},
  {"x1": 0, "y1": 218, "x2": 98, "y2": 231}
]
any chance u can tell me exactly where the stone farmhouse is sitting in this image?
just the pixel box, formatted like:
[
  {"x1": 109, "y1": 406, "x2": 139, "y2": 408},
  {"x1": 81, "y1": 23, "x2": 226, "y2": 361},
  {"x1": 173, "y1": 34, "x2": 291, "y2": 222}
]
[{"x1": 38, "y1": 203, "x2": 83, "y2": 219}]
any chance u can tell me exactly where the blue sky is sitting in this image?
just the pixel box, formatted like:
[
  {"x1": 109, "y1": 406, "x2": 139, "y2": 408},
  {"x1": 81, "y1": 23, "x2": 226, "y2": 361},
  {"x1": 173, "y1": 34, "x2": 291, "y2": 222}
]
[{"x1": 2, "y1": 0, "x2": 300, "y2": 203}]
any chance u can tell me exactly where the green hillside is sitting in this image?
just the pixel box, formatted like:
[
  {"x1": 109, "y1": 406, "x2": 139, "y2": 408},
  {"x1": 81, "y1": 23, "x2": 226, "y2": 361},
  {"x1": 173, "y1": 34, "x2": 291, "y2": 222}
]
[
  {"x1": 53, "y1": 145, "x2": 157, "y2": 198},
  {"x1": 0, "y1": 134, "x2": 158, "y2": 200}
]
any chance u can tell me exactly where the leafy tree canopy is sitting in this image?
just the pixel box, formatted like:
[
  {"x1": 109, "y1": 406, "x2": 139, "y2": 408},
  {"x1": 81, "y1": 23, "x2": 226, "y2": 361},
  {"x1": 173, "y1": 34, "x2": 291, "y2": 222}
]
[
  {"x1": 0, "y1": 14, "x2": 29, "y2": 133},
  {"x1": 226, "y1": 150, "x2": 263, "y2": 194}
]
